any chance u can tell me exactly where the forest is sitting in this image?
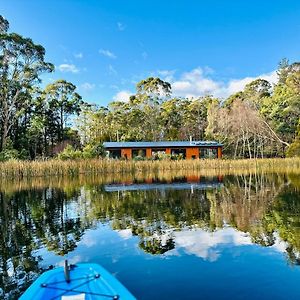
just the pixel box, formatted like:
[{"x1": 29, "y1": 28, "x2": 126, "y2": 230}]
[{"x1": 1, "y1": 15, "x2": 300, "y2": 160}]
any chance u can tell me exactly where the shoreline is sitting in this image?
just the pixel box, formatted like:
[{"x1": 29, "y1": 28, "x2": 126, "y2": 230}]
[{"x1": 1, "y1": 157, "x2": 300, "y2": 179}]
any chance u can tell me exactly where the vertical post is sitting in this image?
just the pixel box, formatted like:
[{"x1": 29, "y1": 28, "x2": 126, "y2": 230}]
[
  {"x1": 217, "y1": 147, "x2": 222, "y2": 159},
  {"x1": 186, "y1": 147, "x2": 199, "y2": 159},
  {"x1": 121, "y1": 148, "x2": 132, "y2": 159},
  {"x1": 146, "y1": 148, "x2": 152, "y2": 158}
]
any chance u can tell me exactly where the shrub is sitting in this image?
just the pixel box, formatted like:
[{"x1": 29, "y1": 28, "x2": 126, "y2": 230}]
[
  {"x1": 57, "y1": 145, "x2": 82, "y2": 160},
  {"x1": 286, "y1": 138, "x2": 300, "y2": 157},
  {"x1": 0, "y1": 148, "x2": 20, "y2": 161}
]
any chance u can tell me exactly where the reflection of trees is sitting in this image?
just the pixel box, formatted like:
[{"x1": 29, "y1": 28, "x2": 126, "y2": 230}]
[
  {"x1": 211, "y1": 173, "x2": 284, "y2": 231},
  {"x1": 1, "y1": 173, "x2": 300, "y2": 298},
  {"x1": 255, "y1": 187, "x2": 300, "y2": 264},
  {"x1": 0, "y1": 187, "x2": 94, "y2": 299},
  {"x1": 85, "y1": 174, "x2": 298, "y2": 260},
  {"x1": 139, "y1": 235, "x2": 175, "y2": 255},
  {"x1": 30, "y1": 188, "x2": 90, "y2": 255},
  {"x1": 86, "y1": 186, "x2": 213, "y2": 255},
  {"x1": 0, "y1": 190, "x2": 40, "y2": 299}
]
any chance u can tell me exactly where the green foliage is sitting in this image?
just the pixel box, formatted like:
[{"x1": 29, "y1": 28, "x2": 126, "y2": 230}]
[
  {"x1": 57, "y1": 145, "x2": 82, "y2": 160},
  {"x1": 286, "y1": 138, "x2": 300, "y2": 157},
  {"x1": 82, "y1": 144, "x2": 105, "y2": 159},
  {"x1": 57, "y1": 144, "x2": 105, "y2": 160},
  {"x1": 0, "y1": 148, "x2": 19, "y2": 161},
  {"x1": 2, "y1": 15, "x2": 300, "y2": 161}
]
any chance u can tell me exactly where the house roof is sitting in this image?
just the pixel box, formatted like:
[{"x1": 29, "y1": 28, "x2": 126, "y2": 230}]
[{"x1": 103, "y1": 141, "x2": 223, "y2": 148}]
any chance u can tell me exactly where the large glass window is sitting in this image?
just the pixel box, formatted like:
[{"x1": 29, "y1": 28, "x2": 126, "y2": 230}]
[
  {"x1": 200, "y1": 148, "x2": 217, "y2": 159},
  {"x1": 109, "y1": 149, "x2": 121, "y2": 158},
  {"x1": 132, "y1": 149, "x2": 146, "y2": 158},
  {"x1": 171, "y1": 148, "x2": 186, "y2": 158}
]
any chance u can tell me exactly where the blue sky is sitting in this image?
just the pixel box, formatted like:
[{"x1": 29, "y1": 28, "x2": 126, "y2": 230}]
[{"x1": 2, "y1": 0, "x2": 300, "y2": 105}]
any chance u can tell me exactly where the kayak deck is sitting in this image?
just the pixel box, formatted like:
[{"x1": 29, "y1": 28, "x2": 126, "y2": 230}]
[{"x1": 20, "y1": 263, "x2": 136, "y2": 300}]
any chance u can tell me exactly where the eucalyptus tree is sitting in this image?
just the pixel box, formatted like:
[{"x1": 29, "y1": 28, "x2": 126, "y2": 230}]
[
  {"x1": 44, "y1": 80, "x2": 83, "y2": 142},
  {"x1": 130, "y1": 77, "x2": 172, "y2": 141},
  {"x1": 0, "y1": 16, "x2": 54, "y2": 151},
  {"x1": 0, "y1": 15, "x2": 9, "y2": 33}
]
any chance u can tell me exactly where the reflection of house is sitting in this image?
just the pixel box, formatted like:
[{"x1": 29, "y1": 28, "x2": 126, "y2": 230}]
[
  {"x1": 104, "y1": 182, "x2": 223, "y2": 192},
  {"x1": 103, "y1": 141, "x2": 223, "y2": 159},
  {"x1": 105, "y1": 176, "x2": 223, "y2": 192}
]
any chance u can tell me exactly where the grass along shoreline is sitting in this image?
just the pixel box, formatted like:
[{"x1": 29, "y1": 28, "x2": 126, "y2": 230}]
[{"x1": 0, "y1": 157, "x2": 300, "y2": 179}]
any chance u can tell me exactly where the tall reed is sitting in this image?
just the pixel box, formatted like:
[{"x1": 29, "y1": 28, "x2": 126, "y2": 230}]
[{"x1": 0, "y1": 157, "x2": 300, "y2": 179}]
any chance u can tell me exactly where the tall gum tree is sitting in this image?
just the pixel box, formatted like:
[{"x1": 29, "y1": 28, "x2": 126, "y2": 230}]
[
  {"x1": 0, "y1": 16, "x2": 54, "y2": 150},
  {"x1": 44, "y1": 80, "x2": 83, "y2": 143}
]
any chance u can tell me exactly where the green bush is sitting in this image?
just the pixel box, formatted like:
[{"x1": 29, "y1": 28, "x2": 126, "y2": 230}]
[
  {"x1": 57, "y1": 145, "x2": 82, "y2": 160},
  {"x1": 82, "y1": 144, "x2": 105, "y2": 159},
  {"x1": 0, "y1": 148, "x2": 20, "y2": 161},
  {"x1": 57, "y1": 143, "x2": 106, "y2": 160},
  {"x1": 286, "y1": 138, "x2": 300, "y2": 157}
]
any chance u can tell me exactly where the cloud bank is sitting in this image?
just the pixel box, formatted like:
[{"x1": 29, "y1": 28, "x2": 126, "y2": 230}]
[
  {"x1": 112, "y1": 67, "x2": 278, "y2": 103},
  {"x1": 162, "y1": 67, "x2": 278, "y2": 99}
]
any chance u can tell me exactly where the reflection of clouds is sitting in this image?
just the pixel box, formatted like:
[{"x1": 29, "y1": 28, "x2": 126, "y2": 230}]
[
  {"x1": 117, "y1": 229, "x2": 132, "y2": 240},
  {"x1": 58, "y1": 255, "x2": 83, "y2": 266},
  {"x1": 170, "y1": 228, "x2": 252, "y2": 261},
  {"x1": 271, "y1": 232, "x2": 289, "y2": 253},
  {"x1": 80, "y1": 234, "x2": 97, "y2": 248}
]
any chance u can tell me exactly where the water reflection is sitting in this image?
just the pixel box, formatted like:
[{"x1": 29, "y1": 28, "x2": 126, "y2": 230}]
[{"x1": 0, "y1": 173, "x2": 300, "y2": 299}]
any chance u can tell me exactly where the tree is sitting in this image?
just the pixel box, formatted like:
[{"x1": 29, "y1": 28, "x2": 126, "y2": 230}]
[
  {"x1": 44, "y1": 80, "x2": 83, "y2": 143},
  {"x1": 0, "y1": 15, "x2": 9, "y2": 33},
  {"x1": 0, "y1": 17, "x2": 54, "y2": 150},
  {"x1": 136, "y1": 77, "x2": 171, "y2": 98}
]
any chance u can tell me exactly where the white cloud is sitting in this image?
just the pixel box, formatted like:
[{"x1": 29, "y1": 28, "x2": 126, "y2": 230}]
[
  {"x1": 80, "y1": 235, "x2": 97, "y2": 247},
  {"x1": 170, "y1": 228, "x2": 252, "y2": 261},
  {"x1": 74, "y1": 52, "x2": 83, "y2": 59},
  {"x1": 171, "y1": 68, "x2": 221, "y2": 98},
  {"x1": 108, "y1": 64, "x2": 117, "y2": 75},
  {"x1": 99, "y1": 49, "x2": 117, "y2": 59},
  {"x1": 225, "y1": 71, "x2": 278, "y2": 96},
  {"x1": 80, "y1": 82, "x2": 95, "y2": 91},
  {"x1": 117, "y1": 22, "x2": 126, "y2": 31},
  {"x1": 117, "y1": 229, "x2": 132, "y2": 240},
  {"x1": 158, "y1": 67, "x2": 278, "y2": 99},
  {"x1": 113, "y1": 90, "x2": 132, "y2": 102},
  {"x1": 57, "y1": 63, "x2": 79, "y2": 73},
  {"x1": 157, "y1": 69, "x2": 176, "y2": 82}
]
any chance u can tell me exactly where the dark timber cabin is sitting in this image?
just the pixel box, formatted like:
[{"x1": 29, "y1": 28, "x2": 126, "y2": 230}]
[{"x1": 103, "y1": 141, "x2": 223, "y2": 159}]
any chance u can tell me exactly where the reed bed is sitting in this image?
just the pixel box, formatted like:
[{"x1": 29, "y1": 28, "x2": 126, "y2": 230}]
[{"x1": 0, "y1": 157, "x2": 300, "y2": 180}]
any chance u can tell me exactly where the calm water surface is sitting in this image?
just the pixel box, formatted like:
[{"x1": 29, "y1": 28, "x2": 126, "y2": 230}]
[{"x1": 1, "y1": 173, "x2": 300, "y2": 299}]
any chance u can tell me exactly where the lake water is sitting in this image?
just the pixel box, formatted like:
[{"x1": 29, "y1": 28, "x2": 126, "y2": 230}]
[{"x1": 1, "y1": 173, "x2": 300, "y2": 299}]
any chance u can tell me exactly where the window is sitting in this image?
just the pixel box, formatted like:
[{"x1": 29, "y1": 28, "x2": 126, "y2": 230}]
[
  {"x1": 171, "y1": 148, "x2": 186, "y2": 158},
  {"x1": 132, "y1": 149, "x2": 146, "y2": 158},
  {"x1": 109, "y1": 149, "x2": 121, "y2": 158},
  {"x1": 200, "y1": 148, "x2": 217, "y2": 159}
]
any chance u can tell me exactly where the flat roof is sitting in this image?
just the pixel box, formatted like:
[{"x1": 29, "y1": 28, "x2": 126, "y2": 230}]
[{"x1": 103, "y1": 141, "x2": 222, "y2": 148}]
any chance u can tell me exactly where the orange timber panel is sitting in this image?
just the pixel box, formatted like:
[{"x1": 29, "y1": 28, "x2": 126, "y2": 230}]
[
  {"x1": 186, "y1": 147, "x2": 199, "y2": 159},
  {"x1": 146, "y1": 148, "x2": 152, "y2": 158},
  {"x1": 121, "y1": 148, "x2": 132, "y2": 159},
  {"x1": 186, "y1": 175, "x2": 201, "y2": 183},
  {"x1": 217, "y1": 147, "x2": 222, "y2": 159}
]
